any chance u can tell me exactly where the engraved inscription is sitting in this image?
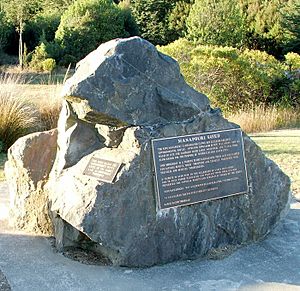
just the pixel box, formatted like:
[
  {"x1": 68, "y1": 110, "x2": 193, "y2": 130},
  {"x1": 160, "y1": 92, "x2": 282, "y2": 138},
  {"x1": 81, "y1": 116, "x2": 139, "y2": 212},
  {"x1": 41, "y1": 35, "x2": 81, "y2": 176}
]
[
  {"x1": 152, "y1": 129, "x2": 248, "y2": 210},
  {"x1": 83, "y1": 157, "x2": 121, "y2": 183}
]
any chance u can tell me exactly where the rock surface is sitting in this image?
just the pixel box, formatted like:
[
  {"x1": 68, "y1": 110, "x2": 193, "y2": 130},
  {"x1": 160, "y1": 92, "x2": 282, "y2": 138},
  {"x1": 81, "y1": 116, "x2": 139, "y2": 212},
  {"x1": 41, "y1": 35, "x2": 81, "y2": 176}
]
[
  {"x1": 45, "y1": 37, "x2": 290, "y2": 267},
  {"x1": 5, "y1": 37, "x2": 291, "y2": 267},
  {"x1": 5, "y1": 129, "x2": 57, "y2": 234}
]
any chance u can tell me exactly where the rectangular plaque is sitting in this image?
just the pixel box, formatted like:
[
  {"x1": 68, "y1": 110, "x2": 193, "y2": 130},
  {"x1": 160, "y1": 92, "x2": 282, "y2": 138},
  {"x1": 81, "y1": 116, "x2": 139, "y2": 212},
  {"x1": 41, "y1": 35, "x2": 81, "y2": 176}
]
[
  {"x1": 83, "y1": 157, "x2": 121, "y2": 183},
  {"x1": 152, "y1": 128, "x2": 248, "y2": 210}
]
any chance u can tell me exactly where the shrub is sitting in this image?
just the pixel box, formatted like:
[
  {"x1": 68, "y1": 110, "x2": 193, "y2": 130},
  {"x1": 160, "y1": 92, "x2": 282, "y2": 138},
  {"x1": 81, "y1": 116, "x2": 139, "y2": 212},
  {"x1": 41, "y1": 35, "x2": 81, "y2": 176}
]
[
  {"x1": 285, "y1": 52, "x2": 300, "y2": 71},
  {"x1": 55, "y1": 0, "x2": 138, "y2": 64},
  {"x1": 268, "y1": 52, "x2": 300, "y2": 108},
  {"x1": 0, "y1": 73, "x2": 40, "y2": 151},
  {"x1": 158, "y1": 40, "x2": 285, "y2": 112},
  {"x1": 29, "y1": 42, "x2": 56, "y2": 72},
  {"x1": 40, "y1": 58, "x2": 56, "y2": 72}
]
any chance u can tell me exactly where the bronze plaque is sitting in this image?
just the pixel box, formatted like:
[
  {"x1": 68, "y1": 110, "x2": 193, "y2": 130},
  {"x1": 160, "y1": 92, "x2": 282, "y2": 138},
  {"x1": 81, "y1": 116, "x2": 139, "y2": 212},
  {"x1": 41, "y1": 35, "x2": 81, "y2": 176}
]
[
  {"x1": 83, "y1": 157, "x2": 121, "y2": 183},
  {"x1": 152, "y1": 128, "x2": 248, "y2": 210}
]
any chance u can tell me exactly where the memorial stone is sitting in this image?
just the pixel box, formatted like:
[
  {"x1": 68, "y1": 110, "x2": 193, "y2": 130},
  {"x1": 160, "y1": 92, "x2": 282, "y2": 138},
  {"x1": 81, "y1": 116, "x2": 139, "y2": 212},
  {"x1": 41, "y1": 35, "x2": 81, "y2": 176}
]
[{"x1": 5, "y1": 37, "x2": 291, "y2": 267}]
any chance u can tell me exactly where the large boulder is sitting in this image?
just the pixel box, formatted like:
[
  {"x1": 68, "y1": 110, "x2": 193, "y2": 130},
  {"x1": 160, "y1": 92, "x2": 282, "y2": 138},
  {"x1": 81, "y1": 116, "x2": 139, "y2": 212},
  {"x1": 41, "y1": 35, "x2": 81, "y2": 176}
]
[
  {"x1": 45, "y1": 37, "x2": 290, "y2": 267},
  {"x1": 5, "y1": 129, "x2": 57, "y2": 234},
  {"x1": 4, "y1": 37, "x2": 290, "y2": 267}
]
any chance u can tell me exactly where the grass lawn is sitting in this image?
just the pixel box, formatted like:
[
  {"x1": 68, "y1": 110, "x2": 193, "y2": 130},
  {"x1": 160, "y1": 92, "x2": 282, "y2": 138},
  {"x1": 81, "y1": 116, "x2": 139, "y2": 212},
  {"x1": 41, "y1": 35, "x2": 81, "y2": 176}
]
[{"x1": 251, "y1": 129, "x2": 300, "y2": 198}]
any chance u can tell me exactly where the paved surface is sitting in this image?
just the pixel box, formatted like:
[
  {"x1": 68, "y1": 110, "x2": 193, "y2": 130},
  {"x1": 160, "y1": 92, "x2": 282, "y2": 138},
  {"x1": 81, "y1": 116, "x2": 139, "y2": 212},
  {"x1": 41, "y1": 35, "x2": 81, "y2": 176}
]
[{"x1": 1, "y1": 182, "x2": 300, "y2": 291}]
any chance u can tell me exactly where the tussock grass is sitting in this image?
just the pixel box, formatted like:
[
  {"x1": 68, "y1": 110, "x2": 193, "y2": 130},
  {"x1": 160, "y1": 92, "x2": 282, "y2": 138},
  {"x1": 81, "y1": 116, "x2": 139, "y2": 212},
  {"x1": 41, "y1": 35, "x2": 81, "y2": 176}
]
[
  {"x1": 33, "y1": 84, "x2": 63, "y2": 130},
  {"x1": 0, "y1": 73, "x2": 40, "y2": 151},
  {"x1": 226, "y1": 106, "x2": 300, "y2": 133},
  {"x1": 0, "y1": 73, "x2": 63, "y2": 151}
]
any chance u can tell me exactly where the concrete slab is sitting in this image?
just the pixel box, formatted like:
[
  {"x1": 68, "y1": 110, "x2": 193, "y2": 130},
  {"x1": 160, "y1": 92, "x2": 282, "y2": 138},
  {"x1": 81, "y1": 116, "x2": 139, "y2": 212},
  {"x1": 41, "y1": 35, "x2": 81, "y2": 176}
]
[{"x1": 1, "y1": 182, "x2": 300, "y2": 291}]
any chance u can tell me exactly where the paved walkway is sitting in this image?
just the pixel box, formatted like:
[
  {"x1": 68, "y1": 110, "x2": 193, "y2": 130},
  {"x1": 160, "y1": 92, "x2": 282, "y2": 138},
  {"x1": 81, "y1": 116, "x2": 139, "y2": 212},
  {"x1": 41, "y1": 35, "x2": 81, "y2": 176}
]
[{"x1": 1, "y1": 182, "x2": 300, "y2": 291}]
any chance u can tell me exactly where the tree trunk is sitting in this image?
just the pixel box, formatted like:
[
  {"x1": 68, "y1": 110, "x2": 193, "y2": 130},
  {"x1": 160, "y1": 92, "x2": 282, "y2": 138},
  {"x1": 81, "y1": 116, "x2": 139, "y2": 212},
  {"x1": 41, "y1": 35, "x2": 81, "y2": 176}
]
[{"x1": 18, "y1": 19, "x2": 23, "y2": 69}]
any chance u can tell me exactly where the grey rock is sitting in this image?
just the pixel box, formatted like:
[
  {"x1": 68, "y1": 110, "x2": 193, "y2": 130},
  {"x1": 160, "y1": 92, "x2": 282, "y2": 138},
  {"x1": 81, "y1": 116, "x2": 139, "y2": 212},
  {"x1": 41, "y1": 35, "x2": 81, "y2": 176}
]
[
  {"x1": 0, "y1": 269, "x2": 11, "y2": 291},
  {"x1": 45, "y1": 37, "x2": 290, "y2": 267},
  {"x1": 5, "y1": 37, "x2": 290, "y2": 267},
  {"x1": 61, "y1": 37, "x2": 210, "y2": 126},
  {"x1": 5, "y1": 129, "x2": 57, "y2": 234}
]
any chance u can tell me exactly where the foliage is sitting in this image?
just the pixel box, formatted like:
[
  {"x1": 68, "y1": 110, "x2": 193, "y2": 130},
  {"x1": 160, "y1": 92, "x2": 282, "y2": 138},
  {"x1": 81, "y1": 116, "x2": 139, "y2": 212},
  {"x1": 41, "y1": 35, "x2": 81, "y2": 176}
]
[
  {"x1": 130, "y1": 0, "x2": 176, "y2": 45},
  {"x1": 1, "y1": 0, "x2": 43, "y2": 66},
  {"x1": 158, "y1": 39, "x2": 289, "y2": 112},
  {"x1": 285, "y1": 52, "x2": 300, "y2": 71},
  {"x1": 29, "y1": 42, "x2": 56, "y2": 72},
  {"x1": 168, "y1": 0, "x2": 193, "y2": 39},
  {"x1": 0, "y1": 11, "x2": 12, "y2": 53},
  {"x1": 55, "y1": 0, "x2": 138, "y2": 65},
  {"x1": 186, "y1": 0, "x2": 247, "y2": 48},
  {"x1": 118, "y1": 1, "x2": 139, "y2": 37},
  {"x1": 270, "y1": 52, "x2": 300, "y2": 108},
  {"x1": 281, "y1": 2, "x2": 300, "y2": 54},
  {"x1": 24, "y1": 10, "x2": 61, "y2": 52},
  {"x1": 239, "y1": 0, "x2": 298, "y2": 56}
]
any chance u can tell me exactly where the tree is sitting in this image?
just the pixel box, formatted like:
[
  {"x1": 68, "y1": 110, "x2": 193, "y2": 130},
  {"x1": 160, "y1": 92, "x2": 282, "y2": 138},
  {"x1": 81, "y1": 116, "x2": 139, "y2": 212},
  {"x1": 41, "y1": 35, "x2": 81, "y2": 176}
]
[
  {"x1": 55, "y1": 0, "x2": 138, "y2": 64},
  {"x1": 281, "y1": 2, "x2": 300, "y2": 54},
  {"x1": 2, "y1": 0, "x2": 42, "y2": 67},
  {"x1": 0, "y1": 10, "x2": 12, "y2": 53},
  {"x1": 238, "y1": 0, "x2": 299, "y2": 56},
  {"x1": 130, "y1": 0, "x2": 176, "y2": 45},
  {"x1": 168, "y1": 0, "x2": 194, "y2": 39},
  {"x1": 186, "y1": 0, "x2": 247, "y2": 48}
]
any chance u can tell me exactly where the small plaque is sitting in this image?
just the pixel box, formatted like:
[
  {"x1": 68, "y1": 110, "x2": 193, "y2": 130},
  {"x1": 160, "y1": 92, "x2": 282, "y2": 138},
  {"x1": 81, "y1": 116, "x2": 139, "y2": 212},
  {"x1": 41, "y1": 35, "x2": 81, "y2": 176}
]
[
  {"x1": 152, "y1": 128, "x2": 248, "y2": 210},
  {"x1": 83, "y1": 157, "x2": 121, "y2": 183}
]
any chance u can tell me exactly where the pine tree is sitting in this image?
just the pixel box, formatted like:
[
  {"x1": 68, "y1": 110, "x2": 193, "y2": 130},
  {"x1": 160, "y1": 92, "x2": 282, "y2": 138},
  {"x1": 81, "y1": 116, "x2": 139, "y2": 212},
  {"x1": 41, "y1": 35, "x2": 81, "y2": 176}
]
[
  {"x1": 186, "y1": 0, "x2": 247, "y2": 48},
  {"x1": 130, "y1": 0, "x2": 176, "y2": 45},
  {"x1": 282, "y1": 2, "x2": 300, "y2": 53}
]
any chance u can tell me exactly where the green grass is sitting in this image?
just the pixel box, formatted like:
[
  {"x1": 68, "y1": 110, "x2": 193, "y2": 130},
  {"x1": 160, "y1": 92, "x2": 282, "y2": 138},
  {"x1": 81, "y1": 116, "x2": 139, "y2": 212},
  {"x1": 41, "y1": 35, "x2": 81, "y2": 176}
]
[{"x1": 251, "y1": 129, "x2": 300, "y2": 198}]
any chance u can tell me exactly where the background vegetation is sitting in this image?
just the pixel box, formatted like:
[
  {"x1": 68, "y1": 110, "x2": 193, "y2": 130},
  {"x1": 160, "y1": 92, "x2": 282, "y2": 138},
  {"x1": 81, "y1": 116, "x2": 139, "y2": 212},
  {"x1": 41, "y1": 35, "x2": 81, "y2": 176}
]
[{"x1": 0, "y1": 0, "x2": 299, "y2": 152}]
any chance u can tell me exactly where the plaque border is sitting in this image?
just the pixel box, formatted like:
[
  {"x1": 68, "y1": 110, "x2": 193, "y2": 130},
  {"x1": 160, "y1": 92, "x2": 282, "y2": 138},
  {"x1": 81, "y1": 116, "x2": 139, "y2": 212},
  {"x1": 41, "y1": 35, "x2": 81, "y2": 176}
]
[
  {"x1": 83, "y1": 157, "x2": 122, "y2": 184},
  {"x1": 151, "y1": 128, "x2": 249, "y2": 210}
]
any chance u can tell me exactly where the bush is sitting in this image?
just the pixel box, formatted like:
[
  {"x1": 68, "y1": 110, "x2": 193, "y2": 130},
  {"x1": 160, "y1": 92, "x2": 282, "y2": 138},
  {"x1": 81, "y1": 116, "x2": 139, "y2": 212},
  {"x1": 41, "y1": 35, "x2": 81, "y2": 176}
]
[
  {"x1": 158, "y1": 39, "x2": 285, "y2": 112},
  {"x1": 55, "y1": 0, "x2": 138, "y2": 64},
  {"x1": 285, "y1": 52, "x2": 300, "y2": 71},
  {"x1": 40, "y1": 58, "x2": 56, "y2": 72},
  {"x1": 29, "y1": 42, "x2": 56, "y2": 72}
]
